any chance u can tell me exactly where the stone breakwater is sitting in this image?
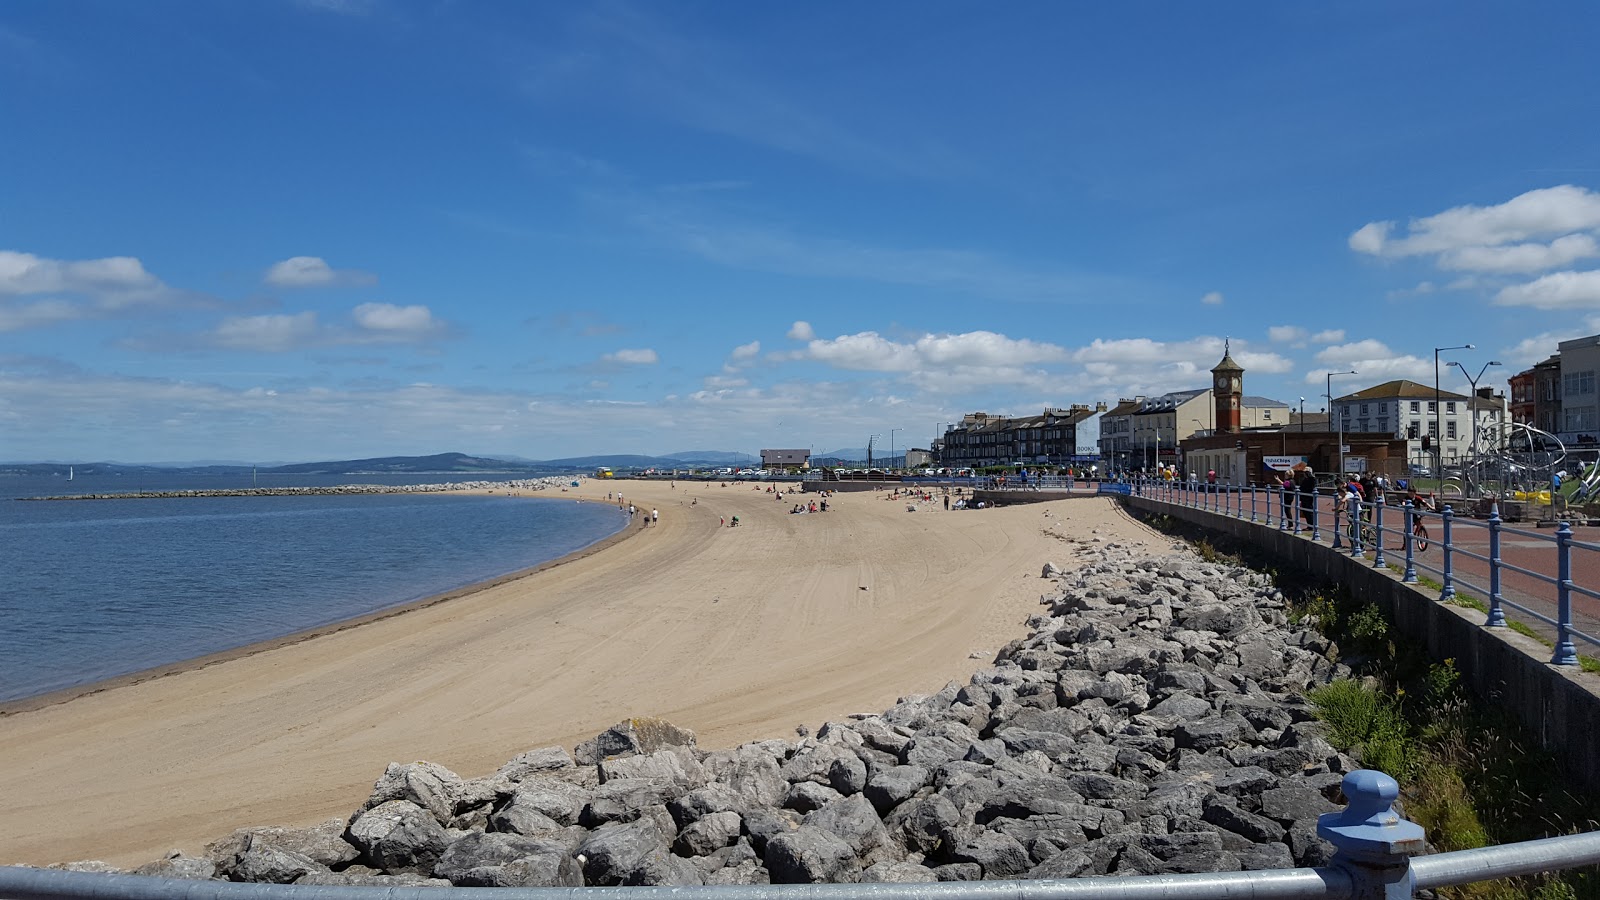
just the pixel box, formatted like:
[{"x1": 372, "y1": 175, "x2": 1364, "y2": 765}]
[
  {"x1": 53, "y1": 535, "x2": 1360, "y2": 885},
  {"x1": 25, "y1": 477, "x2": 583, "y2": 502}
]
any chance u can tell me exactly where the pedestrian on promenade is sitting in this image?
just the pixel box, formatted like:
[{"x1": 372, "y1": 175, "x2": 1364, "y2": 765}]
[
  {"x1": 652, "y1": 508, "x2": 659, "y2": 524},
  {"x1": 1296, "y1": 466, "x2": 1318, "y2": 530},
  {"x1": 1278, "y1": 470, "x2": 1294, "y2": 527}
]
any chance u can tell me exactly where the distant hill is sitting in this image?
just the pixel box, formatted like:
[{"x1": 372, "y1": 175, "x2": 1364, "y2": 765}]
[{"x1": 0, "y1": 450, "x2": 754, "y2": 477}]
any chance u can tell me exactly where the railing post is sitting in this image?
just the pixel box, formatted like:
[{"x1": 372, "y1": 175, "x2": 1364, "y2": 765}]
[
  {"x1": 1279, "y1": 483, "x2": 1289, "y2": 531},
  {"x1": 1333, "y1": 492, "x2": 1345, "y2": 549},
  {"x1": 1318, "y1": 769, "x2": 1425, "y2": 900},
  {"x1": 1250, "y1": 484, "x2": 1257, "y2": 523},
  {"x1": 1440, "y1": 505, "x2": 1457, "y2": 601},
  {"x1": 1312, "y1": 485, "x2": 1321, "y2": 542},
  {"x1": 1555, "y1": 521, "x2": 1579, "y2": 666},
  {"x1": 1292, "y1": 483, "x2": 1302, "y2": 534},
  {"x1": 1350, "y1": 496, "x2": 1364, "y2": 556},
  {"x1": 1486, "y1": 504, "x2": 1506, "y2": 627},
  {"x1": 1373, "y1": 493, "x2": 1387, "y2": 569},
  {"x1": 1403, "y1": 501, "x2": 1418, "y2": 583}
]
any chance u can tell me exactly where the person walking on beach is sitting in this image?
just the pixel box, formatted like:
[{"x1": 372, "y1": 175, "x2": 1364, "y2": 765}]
[
  {"x1": 652, "y1": 508, "x2": 659, "y2": 525},
  {"x1": 720, "y1": 516, "x2": 725, "y2": 527},
  {"x1": 944, "y1": 494, "x2": 950, "y2": 510}
]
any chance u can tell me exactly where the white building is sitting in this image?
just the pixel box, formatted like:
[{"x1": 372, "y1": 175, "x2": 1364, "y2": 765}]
[
  {"x1": 1557, "y1": 335, "x2": 1600, "y2": 444},
  {"x1": 1333, "y1": 379, "x2": 1506, "y2": 470}
]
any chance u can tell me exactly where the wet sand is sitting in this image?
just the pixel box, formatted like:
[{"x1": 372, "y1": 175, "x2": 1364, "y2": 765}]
[{"x1": 0, "y1": 480, "x2": 1159, "y2": 866}]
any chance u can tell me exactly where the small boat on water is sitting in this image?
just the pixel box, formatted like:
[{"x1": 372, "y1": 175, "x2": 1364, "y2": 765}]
[{"x1": 67, "y1": 466, "x2": 74, "y2": 481}]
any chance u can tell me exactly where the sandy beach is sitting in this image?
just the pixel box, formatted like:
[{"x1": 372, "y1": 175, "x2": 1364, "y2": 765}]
[{"x1": 0, "y1": 480, "x2": 1159, "y2": 867}]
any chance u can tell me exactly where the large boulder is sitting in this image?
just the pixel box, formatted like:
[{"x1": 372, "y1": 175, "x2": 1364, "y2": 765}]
[
  {"x1": 575, "y1": 818, "x2": 671, "y2": 886},
  {"x1": 206, "y1": 819, "x2": 359, "y2": 871},
  {"x1": 575, "y1": 717, "x2": 697, "y2": 765},
  {"x1": 764, "y1": 826, "x2": 859, "y2": 884},
  {"x1": 357, "y1": 761, "x2": 461, "y2": 823},
  {"x1": 346, "y1": 799, "x2": 450, "y2": 872},
  {"x1": 432, "y1": 833, "x2": 582, "y2": 887}
]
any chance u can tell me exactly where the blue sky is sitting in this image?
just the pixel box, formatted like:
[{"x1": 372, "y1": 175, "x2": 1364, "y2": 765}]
[{"x1": 4, "y1": 1, "x2": 1600, "y2": 462}]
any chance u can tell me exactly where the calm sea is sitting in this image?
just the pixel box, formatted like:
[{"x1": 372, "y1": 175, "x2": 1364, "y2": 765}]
[{"x1": 0, "y1": 473, "x2": 626, "y2": 704}]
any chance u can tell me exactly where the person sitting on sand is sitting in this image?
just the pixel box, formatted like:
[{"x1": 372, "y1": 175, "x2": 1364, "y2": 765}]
[{"x1": 730, "y1": 515, "x2": 740, "y2": 526}]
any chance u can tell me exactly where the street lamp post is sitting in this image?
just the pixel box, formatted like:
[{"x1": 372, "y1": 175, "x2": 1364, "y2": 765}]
[
  {"x1": 1299, "y1": 398, "x2": 1306, "y2": 431},
  {"x1": 1326, "y1": 370, "x2": 1358, "y2": 477},
  {"x1": 1434, "y1": 344, "x2": 1475, "y2": 476},
  {"x1": 1447, "y1": 359, "x2": 1502, "y2": 497},
  {"x1": 890, "y1": 428, "x2": 900, "y2": 472}
]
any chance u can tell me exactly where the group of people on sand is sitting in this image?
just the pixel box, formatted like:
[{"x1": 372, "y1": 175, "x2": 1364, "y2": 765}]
[{"x1": 790, "y1": 500, "x2": 827, "y2": 514}]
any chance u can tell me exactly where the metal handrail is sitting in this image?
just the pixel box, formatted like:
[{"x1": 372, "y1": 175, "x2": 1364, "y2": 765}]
[{"x1": 1128, "y1": 476, "x2": 1599, "y2": 666}]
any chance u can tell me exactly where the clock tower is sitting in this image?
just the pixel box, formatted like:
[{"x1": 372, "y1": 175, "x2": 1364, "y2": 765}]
[{"x1": 1211, "y1": 338, "x2": 1244, "y2": 434}]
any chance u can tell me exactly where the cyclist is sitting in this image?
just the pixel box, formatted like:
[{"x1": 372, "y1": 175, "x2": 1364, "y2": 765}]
[{"x1": 1404, "y1": 486, "x2": 1433, "y2": 551}]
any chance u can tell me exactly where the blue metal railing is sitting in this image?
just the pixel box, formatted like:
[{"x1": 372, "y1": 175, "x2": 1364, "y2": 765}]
[
  {"x1": 1, "y1": 771, "x2": 1596, "y2": 900},
  {"x1": 1127, "y1": 478, "x2": 1600, "y2": 666}
]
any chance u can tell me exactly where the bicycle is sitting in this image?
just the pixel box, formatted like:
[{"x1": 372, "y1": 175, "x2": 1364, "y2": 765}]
[{"x1": 1412, "y1": 519, "x2": 1430, "y2": 552}]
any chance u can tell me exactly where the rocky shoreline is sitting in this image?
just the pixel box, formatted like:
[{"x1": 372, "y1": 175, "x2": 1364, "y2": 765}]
[
  {"x1": 23, "y1": 477, "x2": 584, "y2": 502},
  {"x1": 47, "y1": 533, "x2": 1360, "y2": 885}
]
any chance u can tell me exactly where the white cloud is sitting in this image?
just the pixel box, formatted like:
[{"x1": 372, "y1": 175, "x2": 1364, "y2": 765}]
[
  {"x1": 1309, "y1": 340, "x2": 1431, "y2": 384},
  {"x1": 1440, "y1": 234, "x2": 1600, "y2": 274},
  {"x1": 805, "y1": 330, "x2": 1067, "y2": 373},
  {"x1": 0, "y1": 298, "x2": 85, "y2": 332},
  {"x1": 1494, "y1": 270, "x2": 1600, "y2": 310},
  {"x1": 1268, "y1": 326, "x2": 1306, "y2": 343},
  {"x1": 1310, "y1": 329, "x2": 1346, "y2": 344},
  {"x1": 788, "y1": 321, "x2": 815, "y2": 341},
  {"x1": 352, "y1": 302, "x2": 438, "y2": 335},
  {"x1": 212, "y1": 312, "x2": 321, "y2": 352},
  {"x1": 1200, "y1": 291, "x2": 1224, "y2": 306},
  {"x1": 0, "y1": 250, "x2": 161, "y2": 295},
  {"x1": 602, "y1": 348, "x2": 659, "y2": 365},
  {"x1": 1350, "y1": 185, "x2": 1600, "y2": 260},
  {"x1": 264, "y1": 256, "x2": 377, "y2": 288},
  {"x1": 730, "y1": 340, "x2": 760, "y2": 361}
]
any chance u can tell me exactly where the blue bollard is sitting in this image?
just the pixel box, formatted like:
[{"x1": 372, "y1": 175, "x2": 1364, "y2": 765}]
[
  {"x1": 1486, "y1": 504, "x2": 1506, "y2": 627},
  {"x1": 1441, "y1": 505, "x2": 1457, "y2": 600},
  {"x1": 1555, "y1": 522, "x2": 1578, "y2": 666},
  {"x1": 1250, "y1": 484, "x2": 1257, "y2": 523},
  {"x1": 1350, "y1": 496, "x2": 1364, "y2": 557},
  {"x1": 1317, "y1": 769, "x2": 1426, "y2": 900}
]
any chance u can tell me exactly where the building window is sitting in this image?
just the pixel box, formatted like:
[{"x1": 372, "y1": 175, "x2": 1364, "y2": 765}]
[
  {"x1": 1262, "y1": 410, "x2": 1271, "y2": 420},
  {"x1": 1358, "y1": 419, "x2": 1369, "y2": 431},
  {"x1": 1428, "y1": 401, "x2": 1437, "y2": 413},
  {"x1": 1564, "y1": 408, "x2": 1599, "y2": 431},
  {"x1": 1410, "y1": 419, "x2": 1421, "y2": 437},
  {"x1": 1410, "y1": 401, "x2": 1420, "y2": 413},
  {"x1": 1428, "y1": 421, "x2": 1438, "y2": 437},
  {"x1": 1564, "y1": 370, "x2": 1596, "y2": 396},
  {"x1": 1447, "y1": 422, "x2": 1457, "y2": 439},
  {"x1": 1360, "y1": 403, "x2": 1369, "y2": 415},
  {"x1": 1379, "y1": 418, "x2": 1389, "y2": 433},
  {"x1": 1446, "y1": 401, "x2": 1456, "y2": 415}
]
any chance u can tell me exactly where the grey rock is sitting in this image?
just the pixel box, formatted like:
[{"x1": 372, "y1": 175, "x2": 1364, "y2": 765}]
[
  {"x1": 1260, "y1": 784, "x2": 1340, "y2": 823},
  {"x1": 207, "y1": 819, "x2": 359, "y2": 870},
  {"x1": 494, "y1": 746, "x2": 573, "y2": 782},
  {"x1": 1287, "y1": 820, "x2": 1336, "y2": 867},
  {"x1": 703, "y1": 744, "x2": 787, "y2": 808},
  {"x1": 933, "y1": 862, "x2": 983, "y2": 881},
  {"x1": 828, "y1": 753, "x2": 870, "y2": 796},
  {"x1": 742, "y1": 807, "x2": 802, "y2": 855},
  {"x1": 494, "y1": 777, "x2": 590, "y2": 829},
  {"x1": 764, "y1": 826, "x2": 859, "y2": 883},
  {"x1": 1237, "y1": 841, "x2": 1297, "y2": 871},
  {"x1": 707, "y1": 861, "x2": 771, "y2": 885},
  {"x1": 1212, "y1": 765, "x2": 1278, "y2": 798},
  {"x1": 859, "y1": 861, "x2": 939, "y2": 883},
  {"x1": 134, "y1": 854, "x2": 218, "y2": 881},
  {"x1": 600, "y1": 749, "x2": 705, "y2": 786},
  {"x1": 575, "y1": 717, "x2": 697, "y2": 766},
  {"x1": 358, "y1": 761, "x2": 461, "y2": 823},
  {"x1": 893, "y1": 794, "x2": 962, "y2": 856},
  {"x1": 1026, "y1": 848, "x2": 1092, "y2": 878},
  {"x1": 803, "y1": 795, "x2": 894, "y2": 866},
  {"x1": 863, "y1": 765, "x2": 929, "y2": 814},
  {"x1": 1175, "y1": 718, "x2": 1242, "y2": 751},
  {"x1": 674, "y1": 811, "x2": 742, "y2": 857},
  {"x1": 346, "y1": 799, "x2": 450, "y2": 872},
  {"x1": 668, "y1": 784, "x2": 746, "y2": 828},
  {"x1": 1200, "y1": 795, "x2": 1285, "y2": 843},
  {"x1": 433, "y1": 833, "x2": 582, "y2": 887},
  {"x1": 949, "y1": 830, "x2": 1030, "y2": 878},
  {"x1": 576, "y1": 818, "x2": 669, "y2": 886},
  {"x1": 229, "y1": 843, "x2": 328, "y2": 884},
  {"x1": 785, "y1": 780, "x2": 843, "y2": 813},
  {"x1": 580, "y1": 776, "x2": 689, "y2": 827}
]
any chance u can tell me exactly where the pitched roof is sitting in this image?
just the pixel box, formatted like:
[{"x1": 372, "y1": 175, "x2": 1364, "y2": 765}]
[
  {"x1": 1335, "y1": 379, "x2": 1471, "y2": 402},
  {"x1": 1103, "y1": 399, "x2": 1143, "y2": 417},
  {"x1": 1241, "y1": 395, "x2": 1290, "y2": 408}
]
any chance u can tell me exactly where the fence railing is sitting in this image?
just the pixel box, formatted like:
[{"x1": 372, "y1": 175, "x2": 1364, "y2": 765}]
[
  {"x1": 1, "y1": 771, "x2": 1596, "y2": 900},
  {"x1": 1128, "y1": 477, "x2": 1600, "y2": 665}
]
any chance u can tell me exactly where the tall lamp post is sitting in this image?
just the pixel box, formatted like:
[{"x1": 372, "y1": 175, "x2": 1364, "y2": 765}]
[
  {"x1": 1299, "y1": 398, "x2": 1306, "y2": 431},
  {"x1": 889, "y1": 428, "x2": 901, "y2": 472},
  {"x1": 1326, "y1": 370, "x2": 1358, "y2": 477},
  {"x1": 1447, "y1": 359, "x2": 1501, "y2": 497},
  {"x1": 1434, "y1": 344, "x2": 1474, "y2": 476}
]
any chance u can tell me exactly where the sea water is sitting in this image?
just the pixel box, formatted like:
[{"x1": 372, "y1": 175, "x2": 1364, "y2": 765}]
[{"x1": 0, "y1": 474, "x2": 627, "y2": 703}]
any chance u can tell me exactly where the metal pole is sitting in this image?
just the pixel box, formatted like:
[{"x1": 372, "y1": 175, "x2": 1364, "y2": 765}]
[
  {"x1": 1350, "y1": 495, "x2": 1363, "y2": 556},
  {"x1": 1555, "y1": 521, "x2": 1578, "y2": 666},
  {"x1": 1373, "y1": 493, "x2": 1386, "y2": 569},
  {"x1": 1401, "y1": 496, "x2": 1414, "y2": 582},
  {"x1": 1441, "y1": 505, "x2": 1457, "y2": 600},
  {"x1": 1487, "y1": 504, "x2": 1505, "y2": 627}
]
